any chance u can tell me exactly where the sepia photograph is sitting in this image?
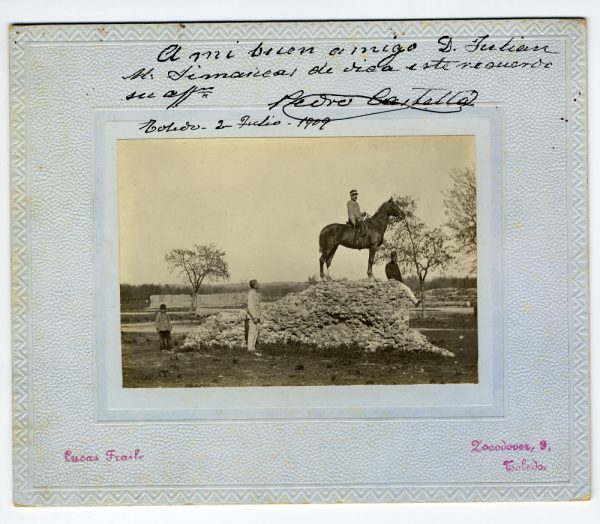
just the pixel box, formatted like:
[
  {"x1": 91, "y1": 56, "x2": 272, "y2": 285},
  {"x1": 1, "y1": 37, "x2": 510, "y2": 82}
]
[{"x1": 119, "y1": 136, "x2": 478, "y2": 387}]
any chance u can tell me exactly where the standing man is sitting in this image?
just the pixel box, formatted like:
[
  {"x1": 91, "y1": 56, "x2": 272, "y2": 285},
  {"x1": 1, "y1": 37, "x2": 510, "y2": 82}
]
[
  {"x1": 385, "y1": 252, "x2": 421, "y2": 306},
  {"x1": 246, "y1": 279, "x2": 262, "y2": 356},
  {"x1": 347, "y1": 189, "x2": 366, "y2": 245}
]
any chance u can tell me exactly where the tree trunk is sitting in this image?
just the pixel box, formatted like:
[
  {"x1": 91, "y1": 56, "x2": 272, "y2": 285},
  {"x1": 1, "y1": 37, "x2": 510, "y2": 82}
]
[
  {"x1": 420, "y1": 281, "x2": 426, "y2": 318},
  {"x1": 191, "y1": 293, "x2": 197, "y2": 312}
]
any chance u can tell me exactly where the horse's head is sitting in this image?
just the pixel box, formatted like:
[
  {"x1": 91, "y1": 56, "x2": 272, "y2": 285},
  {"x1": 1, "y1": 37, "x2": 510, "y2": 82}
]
[{"x1": 387, "y1": 197, "x2": 405, "y2": 220}]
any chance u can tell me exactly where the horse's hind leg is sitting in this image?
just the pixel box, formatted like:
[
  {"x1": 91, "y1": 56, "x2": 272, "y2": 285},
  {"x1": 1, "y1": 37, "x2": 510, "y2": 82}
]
[
  {"x1": 320, "y1": 251, "x2": 333, "y2": 281},
  {"x1": 325, "y1": 245, "x2": 339, "y2": 280}
]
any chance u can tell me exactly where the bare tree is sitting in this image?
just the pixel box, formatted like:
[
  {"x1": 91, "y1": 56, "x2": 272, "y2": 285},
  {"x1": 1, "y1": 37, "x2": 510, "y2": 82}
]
[
  {"x1": 378, "y1": 196, "x2": 453, "y2": 317},
  {"x1": 443, "y1": 166, "x2": 477, "y2": 271},
  {"x1": 165, "y1": 244, "x2": 230, "y2": 309}
]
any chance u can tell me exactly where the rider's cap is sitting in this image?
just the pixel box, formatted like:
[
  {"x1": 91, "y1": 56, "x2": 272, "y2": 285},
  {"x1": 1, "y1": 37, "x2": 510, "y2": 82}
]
[{"x1": 350, "y1": 189, "x2": 358, "y2": 196}]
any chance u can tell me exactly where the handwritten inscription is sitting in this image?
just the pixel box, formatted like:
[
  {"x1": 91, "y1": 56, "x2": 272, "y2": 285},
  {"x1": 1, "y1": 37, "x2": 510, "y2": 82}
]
[
  {"x1": 138, "y1": 114, "x2": 282, "y2": 134},
  {"x1": 268, "y1": 87, "x2": 478, "y2": 122},
  {"x1": 166, "y1": 65, "x2": 298, "y2": 81},
  {"x1": 135, "y1": 85, "x2": 477, "y2": 134},
  {"x1": 463, "y1": 35, "x2": 558, "y2": 54},
  {"x1": 64, "y1": 449, "x2": 144, "y2": 463},
  {"x1": 119, "y1": 33, "x2": 559, "y2": 128},
  {"x1": 471, "y1": 439, "x2": 551, "y2": 473},
  {"x1": 125, "y1": 85, "x2": 213, "y2": 109}
]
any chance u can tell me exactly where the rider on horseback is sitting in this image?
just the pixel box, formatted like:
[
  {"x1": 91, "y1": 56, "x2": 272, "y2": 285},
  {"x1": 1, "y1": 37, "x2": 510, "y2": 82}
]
[{"x1": 347, "y1": 189, "x2": 367, "y2": 245}]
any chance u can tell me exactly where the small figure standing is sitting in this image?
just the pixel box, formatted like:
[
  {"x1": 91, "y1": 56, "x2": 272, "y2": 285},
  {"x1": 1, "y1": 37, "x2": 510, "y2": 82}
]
[
  {"x1": 155, "y1": 303, "x2": 173, "y2": 351},
  {"x1": 347, "y1": 189, "x2": 366, "y2": 245},
  {"x1": 246, "y1": 279, "x2": 262, "y2": 356},
  {"x1": 385, "y1": 252, "x2": 421, "y2": 306}
]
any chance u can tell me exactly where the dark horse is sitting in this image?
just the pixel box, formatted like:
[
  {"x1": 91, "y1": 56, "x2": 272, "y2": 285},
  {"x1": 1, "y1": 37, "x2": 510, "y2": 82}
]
[{"x1": 319, "y1": 198, "x2": 404, "y2": 279}]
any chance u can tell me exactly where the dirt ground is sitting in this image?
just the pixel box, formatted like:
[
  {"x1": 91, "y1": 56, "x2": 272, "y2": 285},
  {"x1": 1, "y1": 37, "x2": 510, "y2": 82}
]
[{"x1": 121, "y1": 309, "x2": 478, "y2": 387}]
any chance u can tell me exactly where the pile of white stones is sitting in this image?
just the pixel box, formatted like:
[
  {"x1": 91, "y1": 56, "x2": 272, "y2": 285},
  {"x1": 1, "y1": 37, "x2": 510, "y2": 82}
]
[{"x1": 183, "y1": 279, "x2": 453, "y2": 356}]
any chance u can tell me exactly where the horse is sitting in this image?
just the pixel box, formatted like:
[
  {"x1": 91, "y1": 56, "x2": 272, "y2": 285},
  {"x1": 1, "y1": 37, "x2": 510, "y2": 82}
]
[{"x1": 319, "y1": 198, "x2": 404, "y2": 279}]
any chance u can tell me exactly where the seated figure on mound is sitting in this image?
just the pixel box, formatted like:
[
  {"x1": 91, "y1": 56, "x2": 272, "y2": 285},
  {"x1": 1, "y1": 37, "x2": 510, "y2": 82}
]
[
  {"x1": 347, "y1": 189, "x2": 367, "y2": 245},
  {"x1": 385, "y1": 251, "x2": 421, "y2": 307}
]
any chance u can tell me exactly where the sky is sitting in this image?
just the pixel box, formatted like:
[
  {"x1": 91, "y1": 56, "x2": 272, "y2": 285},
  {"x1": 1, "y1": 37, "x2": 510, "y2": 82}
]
[{"x1": 118, "y1": 136, "x2": 474, "y2": 284}]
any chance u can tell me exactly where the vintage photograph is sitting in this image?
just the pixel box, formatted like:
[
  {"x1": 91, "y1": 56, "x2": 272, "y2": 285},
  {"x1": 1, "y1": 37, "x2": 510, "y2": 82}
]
[{"x1": 118, "y1": 136, "x2": 477, "y2": 387}]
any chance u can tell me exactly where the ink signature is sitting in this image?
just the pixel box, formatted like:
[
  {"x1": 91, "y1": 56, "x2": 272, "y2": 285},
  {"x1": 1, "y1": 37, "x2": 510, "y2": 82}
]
[{"x1": 267, "y1": 87, "x2": 478, "y2": 125}]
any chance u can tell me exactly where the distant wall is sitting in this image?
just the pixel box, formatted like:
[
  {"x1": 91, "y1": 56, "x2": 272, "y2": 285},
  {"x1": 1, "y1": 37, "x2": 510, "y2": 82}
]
[
  {"x1": 149, "y1": 294, "x2": 193, "y2": 310},
  {"x1": 426, "y1": 288, "x2": 477, "y2": 306},
  {"x1": 195, "y1": 292, "x2": 250, "y2": 316}
]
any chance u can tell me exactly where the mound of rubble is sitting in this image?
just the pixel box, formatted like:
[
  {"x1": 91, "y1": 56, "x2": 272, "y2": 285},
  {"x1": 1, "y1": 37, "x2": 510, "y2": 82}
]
[{"x1": 183, "y1": 279, "x2": 453, "y2": 356}]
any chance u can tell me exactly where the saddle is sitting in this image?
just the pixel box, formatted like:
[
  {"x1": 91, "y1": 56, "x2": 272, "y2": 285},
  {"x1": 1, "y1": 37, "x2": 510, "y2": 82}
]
[{"x1": 346, "y1": 219, "x2": 368, "y2": 237}]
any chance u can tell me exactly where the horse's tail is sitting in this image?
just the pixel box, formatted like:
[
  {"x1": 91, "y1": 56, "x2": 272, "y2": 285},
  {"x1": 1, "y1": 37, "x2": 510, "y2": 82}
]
[{"x1": 319, "y1": 226, "x2": 330, "y2": 253}]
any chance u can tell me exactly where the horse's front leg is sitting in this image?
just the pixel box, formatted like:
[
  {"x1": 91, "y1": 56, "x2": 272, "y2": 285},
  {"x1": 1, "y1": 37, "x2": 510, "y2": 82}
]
[{"x1": 367, "y1": 247, "x2": 376, "y2": 278}]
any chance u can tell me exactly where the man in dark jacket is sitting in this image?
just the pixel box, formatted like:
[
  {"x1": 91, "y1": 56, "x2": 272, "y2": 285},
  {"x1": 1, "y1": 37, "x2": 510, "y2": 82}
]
[{"x1": 385, "y1": 252, "x2": 421, "y2": 306}]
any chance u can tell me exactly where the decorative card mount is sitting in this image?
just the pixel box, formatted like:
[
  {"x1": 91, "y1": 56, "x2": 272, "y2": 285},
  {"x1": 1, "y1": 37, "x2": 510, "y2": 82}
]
[{"x1": 11, "y1": 19, "x2": 589, "y2": 505}]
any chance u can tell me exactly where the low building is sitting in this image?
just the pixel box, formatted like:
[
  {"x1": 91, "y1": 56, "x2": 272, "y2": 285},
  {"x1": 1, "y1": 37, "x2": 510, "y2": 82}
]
[
  {"x1": 149, "y1": 294, "x2": 193, "y2": 311},
  {"x1": 195, "y1": 292, "x2": 249, "y2": 316}
]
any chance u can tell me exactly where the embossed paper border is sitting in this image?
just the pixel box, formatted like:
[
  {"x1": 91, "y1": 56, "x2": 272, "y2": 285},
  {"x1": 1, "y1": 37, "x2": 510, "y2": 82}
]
[{"x1": 10, "y1": 20, "x2": 588, "y2": 505}]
